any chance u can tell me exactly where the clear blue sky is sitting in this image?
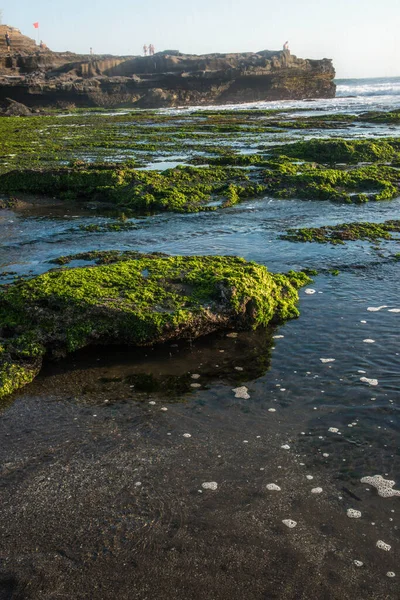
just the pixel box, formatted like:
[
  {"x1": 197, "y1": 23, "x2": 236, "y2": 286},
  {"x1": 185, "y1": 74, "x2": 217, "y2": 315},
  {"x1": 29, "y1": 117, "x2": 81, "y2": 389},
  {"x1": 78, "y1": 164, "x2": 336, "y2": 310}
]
[{"x1": 2, "y1": 0, "x2": 399, "y2": 78}]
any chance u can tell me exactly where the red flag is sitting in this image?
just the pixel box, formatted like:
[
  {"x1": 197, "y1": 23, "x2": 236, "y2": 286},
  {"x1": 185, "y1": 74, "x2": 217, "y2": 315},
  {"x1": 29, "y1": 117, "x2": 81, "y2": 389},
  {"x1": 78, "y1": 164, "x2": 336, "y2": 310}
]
[{"x1": 33, "y1": 22, "x2": 39, "y2": 29}]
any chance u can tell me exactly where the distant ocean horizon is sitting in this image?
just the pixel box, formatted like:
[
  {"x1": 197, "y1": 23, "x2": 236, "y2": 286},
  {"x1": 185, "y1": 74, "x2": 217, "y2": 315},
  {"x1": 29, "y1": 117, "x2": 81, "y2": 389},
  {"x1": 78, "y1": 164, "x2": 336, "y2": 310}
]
[{"x1": 335, "y1": 76, "x2": 400, "y2": 98}]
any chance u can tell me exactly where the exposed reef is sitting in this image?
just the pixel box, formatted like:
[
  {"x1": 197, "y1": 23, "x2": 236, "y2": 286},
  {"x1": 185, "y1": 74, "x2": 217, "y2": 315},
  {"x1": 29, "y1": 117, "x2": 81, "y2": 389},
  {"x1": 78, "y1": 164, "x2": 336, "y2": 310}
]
[
  {"x1": 0, "y1": 28, "x2": 335, "y2": 108},
  {"x1": 281, "y1": 220, "x2": 400, "y2": 244},
  {"x1": 0, "y1": 254, "x2": 310, "y2": 399}
]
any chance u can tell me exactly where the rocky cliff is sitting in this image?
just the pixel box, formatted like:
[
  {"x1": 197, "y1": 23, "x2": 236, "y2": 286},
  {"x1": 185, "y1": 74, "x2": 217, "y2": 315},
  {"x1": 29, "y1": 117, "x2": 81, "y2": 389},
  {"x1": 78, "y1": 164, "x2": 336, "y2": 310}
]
[{"x1": 0, "y1": 27, "x2": 336, "y2": 109}]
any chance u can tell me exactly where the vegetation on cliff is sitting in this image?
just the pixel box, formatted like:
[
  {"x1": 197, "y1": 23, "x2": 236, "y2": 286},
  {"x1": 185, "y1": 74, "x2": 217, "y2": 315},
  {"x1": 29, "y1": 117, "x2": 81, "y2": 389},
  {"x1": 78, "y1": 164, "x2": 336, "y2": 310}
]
[{"x1": 0, "y1": 254, "x2": 310, "y2": 399}]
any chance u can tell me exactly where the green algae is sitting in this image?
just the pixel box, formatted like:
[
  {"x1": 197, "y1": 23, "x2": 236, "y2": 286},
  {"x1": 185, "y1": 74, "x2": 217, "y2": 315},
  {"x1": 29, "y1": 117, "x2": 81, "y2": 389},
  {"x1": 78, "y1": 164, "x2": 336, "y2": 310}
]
[
  {"x1": 0, "y1": 254, "x2": 310, "y2": 399},
  {"x1": 281, "y1": 220, "x2": 400, "y2": 244},
  {"x1": 0, "y1": 163, "x2": 259, "y2": 213},
  {"x1": 269, "y1": 139, "x2": 400, "y2": 164}
]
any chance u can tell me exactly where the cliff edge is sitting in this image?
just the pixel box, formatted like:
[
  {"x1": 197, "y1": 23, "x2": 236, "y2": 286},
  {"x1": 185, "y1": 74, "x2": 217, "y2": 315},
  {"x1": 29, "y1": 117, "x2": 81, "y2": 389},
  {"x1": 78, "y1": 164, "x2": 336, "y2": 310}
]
[{"x1": 0, "y1": 26, "x2": 336, "y2": 108}]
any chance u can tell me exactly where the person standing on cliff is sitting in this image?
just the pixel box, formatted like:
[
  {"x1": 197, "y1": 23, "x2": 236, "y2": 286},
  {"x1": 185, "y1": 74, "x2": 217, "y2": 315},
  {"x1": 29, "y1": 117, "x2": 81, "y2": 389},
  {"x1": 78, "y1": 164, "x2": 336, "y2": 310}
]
[
  {"x1": 5, "y1": 32, "x2": 11, "y2": 51},
  {"x1": 283, "y1": 41, "x2": 290, "y2": 52},
  {"x1": 149, "y1": 44, "x2": 155, "y2": 56},
  {"x1": 143, "y1": 44, "x2": 148, "y2": 56}
]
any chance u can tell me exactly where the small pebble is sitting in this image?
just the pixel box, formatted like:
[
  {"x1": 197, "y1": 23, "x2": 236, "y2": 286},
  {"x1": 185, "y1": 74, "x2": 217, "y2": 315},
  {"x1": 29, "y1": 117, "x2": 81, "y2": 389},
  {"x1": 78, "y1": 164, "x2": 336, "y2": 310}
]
[
  {"x1": 281, "y1": 444, "x2": 290, "y2": 450},
  {"x1": 191, "y1": 374, "x2": 201, "y2": 379},
  {"x1": 267, "y1": 484, "x2": 281, "y2": 491},
  {"x1": 183, "y1": 433, "x2": 192, "y2": 438},
  {"x1": 386, "y1": 572, "x2": 396, "y2": 578}
]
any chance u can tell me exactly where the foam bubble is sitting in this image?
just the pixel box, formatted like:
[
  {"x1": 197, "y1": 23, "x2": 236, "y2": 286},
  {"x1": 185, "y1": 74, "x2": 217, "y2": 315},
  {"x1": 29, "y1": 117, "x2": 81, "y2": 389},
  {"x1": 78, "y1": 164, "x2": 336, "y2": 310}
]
[
  {"x1": 367, "y1": 306, "x2": 388, "y2": 312},
  {"x1": 282, "y1": 519, "x2": 297, "y2": 528},
  {"x1": 363, "y1": 339, "x2": 376, "y2": 344},
  {"x1": 202, "y1": 482, "x2": 218, "y2": 491},
  {"x1": 267, "y1": 483, "x2": 281, "y2": 491},
  {"x1": 388, "y1": 309, "x2": 400, "y2": 313},
  {"x1": 305, "y1": 289, "x2": 316, "y2": 295},
  {"x1": 232, "y1": 386, "x2": 250, "y2": 399},
  {"x1": 360, "y1": 475, "x2": 400, "y2": 498},
  {"x1": 360, "y1": 377, "x2": 378, "y2": 386},
  {"x1": 268, "y1": 408, "x2": 276, "y2": 413},
  {"x1": 273, "y1": 335, "x2": 284, "y2": 339},
  {"x1": 376, "y1": 540, "x2": 391, "y2": 551},
  {"x1": 320, "y1": 358, "x2": 335, "y2": 363},
  {"x1": 329, "y1": 427, "x2": 339, "y2": 433},
  {"x1": 347, "y1": 509, "x2": 362, "y2": 519}
]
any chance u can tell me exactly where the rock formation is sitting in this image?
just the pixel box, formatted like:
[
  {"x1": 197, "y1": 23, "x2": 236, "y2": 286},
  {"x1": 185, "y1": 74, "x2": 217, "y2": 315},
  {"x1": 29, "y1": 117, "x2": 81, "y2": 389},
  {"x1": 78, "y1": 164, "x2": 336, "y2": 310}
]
[{"x1": 0, "y1": 26, "x2": 336, "y2": 109}]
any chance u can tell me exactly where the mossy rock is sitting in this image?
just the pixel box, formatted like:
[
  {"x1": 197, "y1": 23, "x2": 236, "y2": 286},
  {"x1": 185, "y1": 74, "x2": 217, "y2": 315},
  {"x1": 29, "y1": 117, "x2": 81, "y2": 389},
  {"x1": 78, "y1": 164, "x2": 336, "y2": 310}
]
[
  {"x1": 281, "y1": 220, "x2": 400, "y2": 244},
  {"x1": 0, "y1": 254, "x2": 310, "y2": 399}
]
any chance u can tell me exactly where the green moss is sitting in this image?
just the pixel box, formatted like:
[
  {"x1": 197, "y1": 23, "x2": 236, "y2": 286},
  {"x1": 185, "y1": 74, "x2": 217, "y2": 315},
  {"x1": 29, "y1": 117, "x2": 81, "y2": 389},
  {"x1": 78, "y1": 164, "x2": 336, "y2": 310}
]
[
  {"x1": 0, "y1": 254, "x2": 310, "y2": 399},
  {"x1": 269, "y1": 139, "x2": 400, "y2": 164},
  {"x1": 281, "y1": 220, "x2": 400, "y2": 244}
]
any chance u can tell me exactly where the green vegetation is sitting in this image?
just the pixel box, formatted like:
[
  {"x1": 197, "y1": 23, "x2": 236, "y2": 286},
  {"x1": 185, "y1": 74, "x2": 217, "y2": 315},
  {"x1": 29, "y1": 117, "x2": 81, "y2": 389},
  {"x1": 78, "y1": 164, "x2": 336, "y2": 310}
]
[
  {"x1": 281, "y1": 220, "x2": 400, "y2": 244},
  {"x1": 0, "y1": 254, "x2": 310, "y2": 399},
  {"x1": 269, "y1": 139, "x2": 400, "y2": 164},
  {"x1": 0, "y1": 109, "x2": 399, "y2": 211}
]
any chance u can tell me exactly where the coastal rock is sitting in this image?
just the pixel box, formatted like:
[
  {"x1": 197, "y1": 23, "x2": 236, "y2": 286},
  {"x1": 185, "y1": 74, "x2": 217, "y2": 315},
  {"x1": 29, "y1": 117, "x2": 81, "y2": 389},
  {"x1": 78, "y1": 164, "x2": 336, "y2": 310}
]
[
  {"x1": 0, "y1": 27, "x2": 336, "y2": 108},
  {"x1": 0, "y1": 253, "x2": 310, "y2": 398},
  {"x1": 0, "y1": 97, "x2": 32, "y2": 116}
]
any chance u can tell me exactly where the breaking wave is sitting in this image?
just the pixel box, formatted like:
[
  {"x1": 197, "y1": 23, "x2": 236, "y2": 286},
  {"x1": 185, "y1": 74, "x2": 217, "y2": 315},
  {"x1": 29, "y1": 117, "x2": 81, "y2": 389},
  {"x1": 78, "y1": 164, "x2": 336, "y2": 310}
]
[{"x1": 336, "y1": 77, "x2": 400, "y2": 98}]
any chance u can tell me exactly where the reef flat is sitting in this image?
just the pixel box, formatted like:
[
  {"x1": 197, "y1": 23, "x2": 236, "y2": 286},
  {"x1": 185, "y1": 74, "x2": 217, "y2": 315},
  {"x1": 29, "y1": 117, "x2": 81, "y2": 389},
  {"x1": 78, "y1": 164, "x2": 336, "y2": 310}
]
[
  {"x1": 1, "y1": 109, "x2": 400, "y2": 212},
  {"x1": 0, "y1": 253, "x2": 309, "y2": 398},
  {"x1": 281, "y1": 220, "x2": 400, "y2": 244}
]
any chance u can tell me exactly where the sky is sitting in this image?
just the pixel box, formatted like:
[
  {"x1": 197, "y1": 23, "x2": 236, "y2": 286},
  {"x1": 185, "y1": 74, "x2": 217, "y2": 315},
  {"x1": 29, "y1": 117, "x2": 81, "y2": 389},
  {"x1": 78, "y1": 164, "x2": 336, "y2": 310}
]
[{"x1": 2, "y1": 0, "x2": 399, "y2": 78}]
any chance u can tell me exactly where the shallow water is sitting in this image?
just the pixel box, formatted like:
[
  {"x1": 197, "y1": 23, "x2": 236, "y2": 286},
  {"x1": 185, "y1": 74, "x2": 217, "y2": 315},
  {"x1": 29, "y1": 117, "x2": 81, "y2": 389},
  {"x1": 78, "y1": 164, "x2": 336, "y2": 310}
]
[{"x1": 0, "y1": 88, "x2": 399, "y2": 599}]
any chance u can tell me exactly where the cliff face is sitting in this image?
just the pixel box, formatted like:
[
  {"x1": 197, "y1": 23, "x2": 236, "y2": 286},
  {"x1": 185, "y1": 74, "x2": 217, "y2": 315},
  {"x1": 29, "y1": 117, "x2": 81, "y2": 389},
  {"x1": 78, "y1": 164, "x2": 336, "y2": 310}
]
[{"x1": 0, "y1": 29, "x2": 336, "y2": 108}]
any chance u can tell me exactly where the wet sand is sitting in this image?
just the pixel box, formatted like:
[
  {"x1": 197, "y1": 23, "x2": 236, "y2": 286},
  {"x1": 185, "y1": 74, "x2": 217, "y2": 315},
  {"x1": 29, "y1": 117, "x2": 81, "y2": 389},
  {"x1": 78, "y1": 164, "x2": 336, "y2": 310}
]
[{"x1": 0, "y1": 334, "x2": 398, "y2": 600}]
